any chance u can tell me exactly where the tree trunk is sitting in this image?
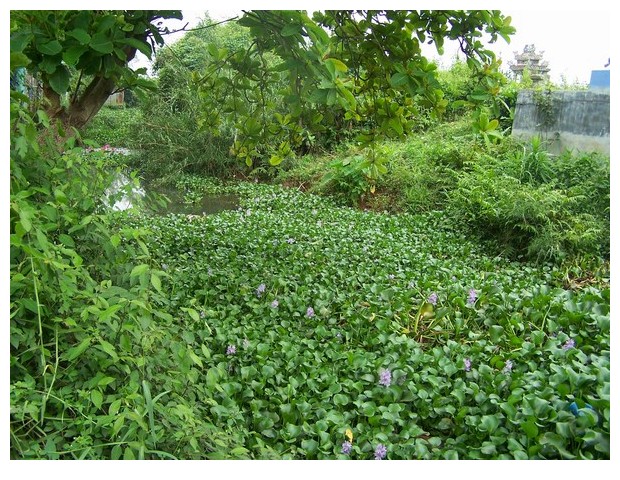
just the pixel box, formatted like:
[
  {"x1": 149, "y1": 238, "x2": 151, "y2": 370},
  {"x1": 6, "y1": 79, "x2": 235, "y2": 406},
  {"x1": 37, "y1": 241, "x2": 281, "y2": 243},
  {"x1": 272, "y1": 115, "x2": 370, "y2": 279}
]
[{"x1": 43, "y1": 46, "x2": 138, "y2": 137}]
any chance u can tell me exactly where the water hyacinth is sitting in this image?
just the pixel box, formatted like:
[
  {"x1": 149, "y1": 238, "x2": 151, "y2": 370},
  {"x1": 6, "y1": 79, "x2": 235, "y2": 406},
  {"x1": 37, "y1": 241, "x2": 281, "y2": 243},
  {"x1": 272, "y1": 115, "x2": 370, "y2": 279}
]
[
  {"x1": 563, "y1": 338, "x2": 576, "y2": 350},
  {"x1": 427, "y1": 292, "x2": 438, "y2": 305},
  {"x1": 226, "y1": 345, "x2": 236, "y2": 355},
  {"x1": 286, "y1": 238, "x2": 295, "y2": 244},
  {"x1": 464, "y1": 358, "x2": 471, "y2": 372},
  {"x1": 256, "y1": 283, "x2": 266, "y2": 297},
  {"x1": 374, "y1": 444, "x2": 387, "y2": 460},
  {"x1": 467, "y1": 288, "x2": 477, "y2": 305},
  {"x1": 271, "y1": 299, "x2": 279, "y2": 308},
  {"x1": 341, "y1": 441, "x2": 352, "y2": 455},
  {"x1": 306, "y1": 306, "x2": 315, "y2": 318},
  {"x1": 378, "y1": 368, "x2": 392, "y2": 387},
  {"x1": 503, "y1": 359, "x2": 513, "y2": 373}
]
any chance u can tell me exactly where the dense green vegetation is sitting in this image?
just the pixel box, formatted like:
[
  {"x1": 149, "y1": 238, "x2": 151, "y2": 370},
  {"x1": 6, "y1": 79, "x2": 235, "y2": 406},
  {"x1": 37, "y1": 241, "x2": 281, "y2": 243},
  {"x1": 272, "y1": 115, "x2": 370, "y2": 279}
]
[{"x1": 11, "y1": 10, "x2": 610, "y2": 461}]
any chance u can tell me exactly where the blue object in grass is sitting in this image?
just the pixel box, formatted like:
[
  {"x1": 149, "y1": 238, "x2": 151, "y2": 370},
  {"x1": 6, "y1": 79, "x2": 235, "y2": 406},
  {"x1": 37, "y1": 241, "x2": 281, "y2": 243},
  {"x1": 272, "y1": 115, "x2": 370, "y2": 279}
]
[{"x1": 569, "y1": 401, "x2": 595, "y2": 416}]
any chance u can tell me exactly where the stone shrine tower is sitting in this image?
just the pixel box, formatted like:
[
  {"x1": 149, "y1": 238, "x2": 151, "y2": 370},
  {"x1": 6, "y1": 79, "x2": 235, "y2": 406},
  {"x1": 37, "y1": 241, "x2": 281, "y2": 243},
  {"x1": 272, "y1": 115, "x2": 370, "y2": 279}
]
[{"x1": 509, "y1": 44, "x2": 550, "y2": 83}]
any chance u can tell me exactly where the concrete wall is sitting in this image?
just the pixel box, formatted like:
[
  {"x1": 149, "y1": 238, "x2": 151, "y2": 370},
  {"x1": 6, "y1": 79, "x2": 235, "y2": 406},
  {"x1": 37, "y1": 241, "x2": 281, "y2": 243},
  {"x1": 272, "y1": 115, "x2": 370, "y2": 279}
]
[
  {"x1": 511, "y1": 90, "x2": 610, "y2": 155},
  {"x1": 105, "y1": 91, "x2": 125, "y2": 106}
]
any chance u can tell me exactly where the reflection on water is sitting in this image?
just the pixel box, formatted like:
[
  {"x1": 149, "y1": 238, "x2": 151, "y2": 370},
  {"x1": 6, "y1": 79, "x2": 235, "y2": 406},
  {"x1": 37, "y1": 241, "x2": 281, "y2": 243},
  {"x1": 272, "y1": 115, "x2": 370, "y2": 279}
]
[
  {"x1": 105, "y1": 173, "x2": 145, "y2": 211},
  {"x1": 148, "y1": 187, "x2": 239, "y2": 216},
  {"x1": 105, "y1": 173, "x2": 240, "y2": 216}
]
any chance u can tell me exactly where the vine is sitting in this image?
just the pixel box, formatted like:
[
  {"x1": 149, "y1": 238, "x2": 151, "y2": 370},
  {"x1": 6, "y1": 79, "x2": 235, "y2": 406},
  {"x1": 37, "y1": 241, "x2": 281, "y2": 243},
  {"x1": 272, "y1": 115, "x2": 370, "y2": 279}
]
[{"x1": 532, "y1": 83, "x2": 556, "y2": 137}]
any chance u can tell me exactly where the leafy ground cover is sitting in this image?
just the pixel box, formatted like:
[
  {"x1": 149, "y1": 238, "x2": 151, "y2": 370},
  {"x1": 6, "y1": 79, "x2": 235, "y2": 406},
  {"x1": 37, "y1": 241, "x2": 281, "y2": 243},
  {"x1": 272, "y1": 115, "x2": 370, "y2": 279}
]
[{"x1": 112, "y1": 177, "x2": 609, "y2": 459}]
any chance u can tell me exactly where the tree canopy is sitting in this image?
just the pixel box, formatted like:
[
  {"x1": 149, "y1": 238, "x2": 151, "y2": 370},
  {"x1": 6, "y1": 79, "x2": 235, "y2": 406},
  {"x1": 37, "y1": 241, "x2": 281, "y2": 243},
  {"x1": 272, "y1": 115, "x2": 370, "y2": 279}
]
[
  {"x1": 11, "y1": 9, "x2": 515, "y2": 159},
  {"x1": 10, "y1": 10, "x2": 182, "y2": 133},
  {"x1": 184, "y1": 10, "x2": 515, "y2": 167}
]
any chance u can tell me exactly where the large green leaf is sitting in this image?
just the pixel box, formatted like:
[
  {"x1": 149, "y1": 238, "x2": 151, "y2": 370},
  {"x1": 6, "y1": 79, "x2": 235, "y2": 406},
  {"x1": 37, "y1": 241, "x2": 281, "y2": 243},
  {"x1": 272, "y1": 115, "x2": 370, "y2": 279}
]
[
  {"x1": 36, "y1": 39, "x2": 63, "y2": 56},
  {"x1": 120, "y1": 37, "x2": 153, "y2": 58},
  {"x1": 67, "y1": 28, "x2": 91, "y2": 45},
  {"x1": 63, "y1": 45, "x2": 86, "y2": 66},
  {"x1": 281, "y1": 23, "x2": 301, "y2": 37},
  {"x1": 390, "y1": 72, "x2": 409, "y2": 87},
  {"x1": 10, "y1": 52, "x2": 30, "y2": 69},
  {"x1": 48, "y1": 65, "x2": 70, "y2": 94},
  {"x1": 90, "y1": 33, "x2": 114, "y2": 54}
]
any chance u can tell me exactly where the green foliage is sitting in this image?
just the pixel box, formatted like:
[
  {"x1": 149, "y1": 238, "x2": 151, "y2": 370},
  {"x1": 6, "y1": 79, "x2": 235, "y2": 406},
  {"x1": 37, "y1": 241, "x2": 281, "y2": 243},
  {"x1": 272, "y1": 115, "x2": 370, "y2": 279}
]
[
  {"x1": 11, "y1": 10, "x2": 609, "y2": 460},
  {"x1": 10, "y1": 10, "x2": 182, "y2": 131},
  {"x1": 128, "y1": 89, "x2": 240, "y2": 181},
  {"x1": 82, "y1": 106, "x2": 140, "y2": 147},
  {"x1": 193, "y1": 10, "x2": 514, "y2": 171},
  {"x1": 10, "y1": 68, "x2": 246, "y2": 460},
  {"x1": 281, "y1": 119, "x2": 608, "y2": 264},
  {"x1": 114, "y1": 177, "x2": 608, "y2": 459},
  {"x1": 532, "y1": 84, "x2": 556, "y2": 133},
  {"x1": 447, "y1": 155, "x2": 607, "y2": 262}
]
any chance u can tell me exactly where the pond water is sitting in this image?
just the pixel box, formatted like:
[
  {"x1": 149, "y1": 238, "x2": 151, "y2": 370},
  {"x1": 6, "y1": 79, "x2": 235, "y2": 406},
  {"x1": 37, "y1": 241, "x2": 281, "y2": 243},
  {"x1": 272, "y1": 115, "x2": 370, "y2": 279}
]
[
  {"x1": 146, "y1": 186, "x2": 240, "y2": 216},
  {"x1": 105, "y1": 173, "x2": 239, "y2": 216}
]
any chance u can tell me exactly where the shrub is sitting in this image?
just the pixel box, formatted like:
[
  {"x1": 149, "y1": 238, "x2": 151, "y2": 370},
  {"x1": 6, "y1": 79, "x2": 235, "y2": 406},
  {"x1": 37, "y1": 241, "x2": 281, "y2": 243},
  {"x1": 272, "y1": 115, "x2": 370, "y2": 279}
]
[
  {"x1": 447, "y1": 165, "x2": 605, "y2": 262},
  {"x1": 129, "y1": 87, "x2": 241, "y2": 181}
]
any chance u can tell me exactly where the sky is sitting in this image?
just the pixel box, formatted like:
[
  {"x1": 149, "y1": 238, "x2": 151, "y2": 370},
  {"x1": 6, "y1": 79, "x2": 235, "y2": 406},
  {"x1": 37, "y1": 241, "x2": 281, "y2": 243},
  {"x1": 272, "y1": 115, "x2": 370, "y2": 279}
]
[{"x1": 133, "y1": 2, "x2": 612, "y2": 85}]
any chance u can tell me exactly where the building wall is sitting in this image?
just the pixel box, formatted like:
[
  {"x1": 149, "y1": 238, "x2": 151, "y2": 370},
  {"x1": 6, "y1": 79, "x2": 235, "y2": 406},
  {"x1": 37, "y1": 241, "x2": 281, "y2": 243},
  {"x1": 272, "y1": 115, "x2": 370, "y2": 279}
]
[
  {"x1": 105, "y1": 91, "x2": 125, "y2": 106},
  {"x1": 511, "y1": 90, "x2": 610, "y2": 155}
]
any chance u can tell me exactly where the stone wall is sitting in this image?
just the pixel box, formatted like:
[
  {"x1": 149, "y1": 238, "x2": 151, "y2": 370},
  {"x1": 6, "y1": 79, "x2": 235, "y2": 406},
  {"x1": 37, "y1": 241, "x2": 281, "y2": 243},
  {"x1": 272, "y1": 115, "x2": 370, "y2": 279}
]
[{"x1": 511, "y1": 90, "x2": 610, "y2": 155}]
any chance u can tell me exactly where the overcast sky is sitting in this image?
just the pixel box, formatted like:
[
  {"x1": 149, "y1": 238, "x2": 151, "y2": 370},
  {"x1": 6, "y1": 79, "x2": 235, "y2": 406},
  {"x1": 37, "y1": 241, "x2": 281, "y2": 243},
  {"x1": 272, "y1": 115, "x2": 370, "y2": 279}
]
[{"x1": 140, "y1": 3, "x2": 611, "y2": 85}]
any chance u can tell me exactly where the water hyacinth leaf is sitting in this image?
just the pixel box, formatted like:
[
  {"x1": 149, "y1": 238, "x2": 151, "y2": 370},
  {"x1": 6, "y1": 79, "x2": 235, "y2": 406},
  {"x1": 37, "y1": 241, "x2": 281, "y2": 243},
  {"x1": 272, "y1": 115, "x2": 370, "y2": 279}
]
[
  {"x1": 67, "y1": 28, "x2": 91, "y2": 45},
  {"x1": 521, "y1": 419, "x2": 539, "y2": 439},
  {"x1": 301, "y1": 439, "x2": 319, "y2": 455},
  {"x1": 539, "y1": 433, "x2": 577, "y2": 459},
  {"x1": 480, "y1": 442, "x2": 497, "y2": 456},
  {"x1": 480, "y1": 415, "x2": 500, "y2": 433},
  {"x1": 488, "y1": 325, "x2": 504, "y2": 343}
]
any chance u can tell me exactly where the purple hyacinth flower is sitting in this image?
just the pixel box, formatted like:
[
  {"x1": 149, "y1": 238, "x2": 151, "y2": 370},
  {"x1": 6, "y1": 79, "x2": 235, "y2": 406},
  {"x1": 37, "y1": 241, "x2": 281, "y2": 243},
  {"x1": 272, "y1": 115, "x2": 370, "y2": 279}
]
[
  {"x1": 374, "y1": 444, "x2": 387, "y2": 460},
  {"x1": 464, "y1": 358, "x2": 471, "y2": 372},
  {"x1": 256, "y1": 283, "x2": 266, "y2": 297},
  {"x1": 226, "y1": 345, "x2": 236, "y2": 355},
  {"x1": 306, "y1": 306, "x2": 315, "y2": 318},
  {"x1": 378, "y1": 368, "x2": 392, "y2": 387},
  {"x1": 427, "y1": 292, "x2": 438, "y2": 305},
  {"x1": 467, "y1": 289, "x2": 477, "y2": 305},
  {"x1": 503, "y1": 359, "x2": 513, "y2": 373},
  {"x1": 271, "y1": 299, "x2": 279, "y2": 308},
  {"x1": 341, "y1": 441, "x2": 352, "y2": 455},
  {"x1": 562, "y1": 338, "x2": 576, "y2": 350}
]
